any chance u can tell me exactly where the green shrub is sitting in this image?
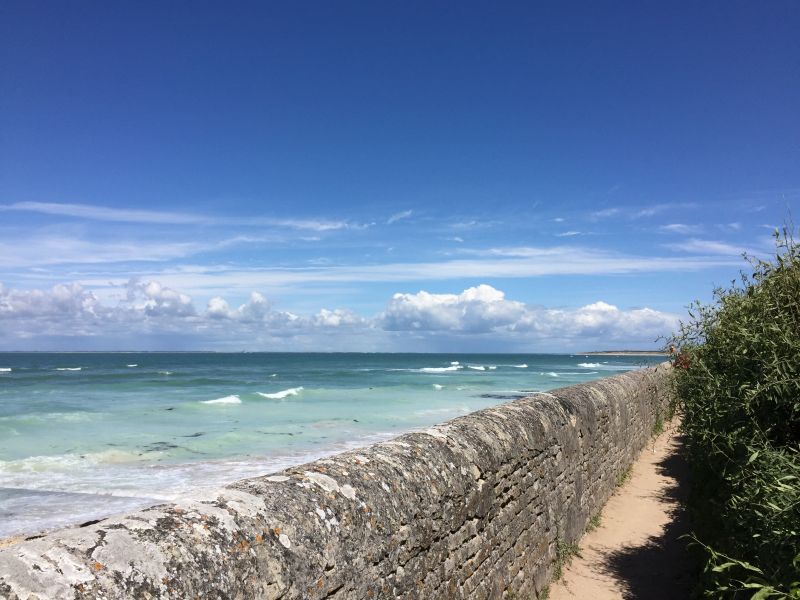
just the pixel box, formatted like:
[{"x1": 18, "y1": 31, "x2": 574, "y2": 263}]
[{"x1": 670, "y1": 229, "x2": 800, "y2": 598}]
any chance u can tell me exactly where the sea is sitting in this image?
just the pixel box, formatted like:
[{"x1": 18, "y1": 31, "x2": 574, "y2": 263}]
[{"x1": 0, "y1": 352, "x2": 663, "y2": 539}]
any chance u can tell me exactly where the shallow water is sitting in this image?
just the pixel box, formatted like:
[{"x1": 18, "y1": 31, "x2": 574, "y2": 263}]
[{"x1": 0, "y1": 352, "x2": 662, "y2": 538}]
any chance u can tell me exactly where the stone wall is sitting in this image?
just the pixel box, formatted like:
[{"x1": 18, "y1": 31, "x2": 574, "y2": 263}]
[{"x1": 0, "y1": 363, "x2": 672, "y2": 600}]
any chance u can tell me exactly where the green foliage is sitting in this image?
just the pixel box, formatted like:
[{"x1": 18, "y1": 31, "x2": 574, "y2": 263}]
[
  {"x1": 652, "y1": 408, "x2": 665, "y2": 437},
  {"x1": 615, "y1": 465, "x2": 632, "y2": 488},
  {"x1": 671, "y1": 228, "x2": 800, "y2": 598},
  {"x1": 539, "y1": 585, "x2": 550, "y2": 600},
  {"x1": 585, "y1": 512, "x2": 602, "y2": 533},
  {"x1": 553, "y1": 538, "x2": 581, "y2": 580}
]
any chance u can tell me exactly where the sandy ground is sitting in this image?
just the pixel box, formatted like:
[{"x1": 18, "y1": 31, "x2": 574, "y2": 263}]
[{"x1": 549, "y1": 422, "x2": 693, "y2": 599}]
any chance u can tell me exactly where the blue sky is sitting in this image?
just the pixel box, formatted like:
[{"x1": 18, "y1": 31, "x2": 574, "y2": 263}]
[{"x1": 0, "y1": 1, "x2": 798, "y2": 351}]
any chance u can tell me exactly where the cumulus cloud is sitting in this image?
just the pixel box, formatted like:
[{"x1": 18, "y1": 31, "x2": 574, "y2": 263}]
[
  {"x1": 0, "y1": 282, "x2": 102, "y2": 320},
  {"x1": 126, "y1": 279, "x2": 195, "y2": 317},
  {"x1": 381, "y1": 285, "x2": 679, "y2": 343},
  {"x1": 382, "y1": 285, "x2": 525, "y2": 333},
  {"x1": 0, "y1": 280, "x2": 679, "y2": 350},
  {"x1": 206, "y1": 292, "x2": 271, "y2": 321}
]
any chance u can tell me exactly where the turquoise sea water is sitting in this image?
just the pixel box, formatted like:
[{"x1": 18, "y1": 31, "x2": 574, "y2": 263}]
[{"x1": 0, "y1": 352, "x2": 663, "y2": 538}]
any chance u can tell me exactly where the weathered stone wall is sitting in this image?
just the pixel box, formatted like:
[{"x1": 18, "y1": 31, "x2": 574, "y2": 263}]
[{"x1": 0, "y1": 363, "x2": 672, "y2": 600}]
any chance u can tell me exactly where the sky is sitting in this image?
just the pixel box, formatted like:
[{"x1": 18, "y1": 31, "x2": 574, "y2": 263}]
[{"x1": 0, "y1": 1, "x2": 798, "y2": 352}]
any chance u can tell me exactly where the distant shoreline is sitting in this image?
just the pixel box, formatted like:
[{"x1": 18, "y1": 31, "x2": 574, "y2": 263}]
[{"x1": 582, "y1": 351, "x2": 669, "y2": 356}]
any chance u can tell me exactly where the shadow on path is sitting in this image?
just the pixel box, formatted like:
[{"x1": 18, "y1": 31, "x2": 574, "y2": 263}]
[{"x1": 598, "y1": 436, "x2": 695, "y2": 599}]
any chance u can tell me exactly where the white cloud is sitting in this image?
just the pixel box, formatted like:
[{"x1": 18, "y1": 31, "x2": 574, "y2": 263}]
[
  {"x1": 387, "y1": 210, "x2": 413, "y2": 224},
  {"x1": 672, "y1": 239, "x2": 751, "y2": 256},
  {"x1": 658, "y1": 223, "x2": 704, "y2": 235},
  {"x1": 126, "y1": 279, "x2": 195, "y2": 317},
  {"x1": 590, "y1": 207, "x2": 621, "y2": 219},
  {"x1": 0, "y1": 202, "x2": 354, "y2": 232},
  {"x1": 0, "y1": 237, "x2": 212, "y2": 267},
  {"x1": 591, "y1": 203, "x2": 695, "y2": 221},
  {"x1": 382, "y1": 285, "x2": 525, "y2": 333},
  {"x1": 62, "y1": 247, "x2": 740, "y2": 300},
  {"x1": 0, "y1": 280, "x2": 680, "y2": 350},
  {"x1": 555, "y1": 231, "x2": 582, "y2": 237},
  {"x1": 380, "y1": 285, "x2": 679, "y2": 342}
]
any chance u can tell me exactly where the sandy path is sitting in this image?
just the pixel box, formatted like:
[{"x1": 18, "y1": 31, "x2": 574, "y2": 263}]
[{"x1": 549, "y1": 422, "x2": 693, "y2": 599}]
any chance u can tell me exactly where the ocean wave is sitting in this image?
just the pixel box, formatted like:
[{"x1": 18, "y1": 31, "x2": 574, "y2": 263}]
[
  {"x1": 126, "y1": 364, "x2": 138, "y2": 368},
  {"x1": 488, "y1": 366, "x2": 497, "y2": 370},
  {"x1": 467, "y1": 365, "x2": 486, "y2": 371},
  {"x1": 420, "y1": 365, "x2": 463, "y2": 373},
  {"x1": 432, "y1": 384, "x2": 444, "y2": 390},
  {"x1": 55, "y1": 367, "x2": 82, "y2": 371},
  {"x1": 450, "y1": 361, "x2": 460, "y2": 366},
  {"x1": 0, "y1": 449, "x2": 147, "y2": 473},
  {"x1": 200, "y1": 395, "x2": 241, "y2": 405},
  {"x1": 414, "y1": 406, "x2": 470, "y2": 416},
  {"x1": 257, "y1": 387, "x2": 304, "y2": 400},
  {"x1": 577, "y1": 362, "x2": 601, "y2": 368},
  {"x1": 158, "y1": 371, "x2": 173, "y2": 375},
  {"x1": 0, "y1": 411, "x2": 98, "y2": 424},
  {"x1": 511, "y1": 364, "x2": 528, "y2": 368},
  {"x1": 0, "y1": 368, "x2": 11, "y2": 372},
  {"x1": 543, "y1": 372, "x2": 559, "y2": 377}
]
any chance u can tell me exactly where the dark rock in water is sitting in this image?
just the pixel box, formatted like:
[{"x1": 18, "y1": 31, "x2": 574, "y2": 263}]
[
  {"x1": 181, "y1": 432, "x2": 204, "y2": 438},
  {"x1": 79, "y1": 519, "x2": 102, "y2": 528},
  {"x1": 142, "y1": 442, "x2": 179, "y2": 452},
  {"x1": 479, "y1": 393, "x2": 526, "y2": 400},
  {"x1": 164, "y1": 407, "x2": 175, "y2": 411}
]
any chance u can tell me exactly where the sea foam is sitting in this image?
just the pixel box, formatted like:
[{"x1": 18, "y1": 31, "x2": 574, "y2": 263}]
[
  {"x1": 420, "y1": 365, "x2": 463, "y2": 373},
  {"x1": 201, "y1": 395, "x2": 241, "y2": 405},
  {"x1": 467, "y1": 365, "x2": 486, "y2": 371},
  {"x1": 0, "y1": 368, "x2": 11, "y2": 372},
  {"x1": 56, "y1": 367, "x2": 82, "y2": 371},
  {"x1": 257, "y1": 387, "x2": 304, "y2": 400},
  {"x1": 578, "y1": 362, "x2": 601, "y2": 368}
]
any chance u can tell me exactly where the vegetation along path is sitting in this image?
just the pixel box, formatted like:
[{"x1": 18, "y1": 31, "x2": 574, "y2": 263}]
[{"x1": 549, "y1": 421, "x2": 693, "y2": 599}]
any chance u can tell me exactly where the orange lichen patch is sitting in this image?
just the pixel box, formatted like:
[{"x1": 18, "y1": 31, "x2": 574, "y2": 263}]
[
  {"x1": 237, "y1": 540, "x2": 250, "y2": 552},
  {"x1": 315, "y1": 467, "x2": 328, "y2": 473},
  {"x1": 272, "y1": 527, "x2": 282, "y2": 535},
  {"x1": 367, "y1": 589, "x2": 374, "y2": 597},
  {"x1": 316, "y1": 579, "x2": 323, "y2": 588},
  {"x1": 161, "y1": 577, "x2": 170, "y2": 585},
  {"x1": 255, "y1": 533, "x2": 264, "y2": 543},
  {"x1": 92, "y1": 562, "x2": 104, "y2": 571}
]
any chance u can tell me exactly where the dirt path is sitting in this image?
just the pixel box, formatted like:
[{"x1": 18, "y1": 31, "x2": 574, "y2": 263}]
[{"x1": 549, "y1": 422, "x2": 693, "y2": 599}]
